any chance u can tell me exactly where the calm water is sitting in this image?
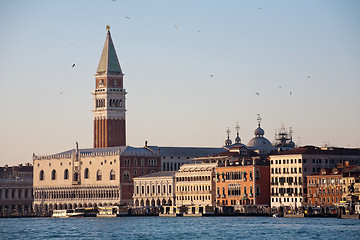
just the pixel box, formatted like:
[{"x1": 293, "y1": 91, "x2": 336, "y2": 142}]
[{"x1": 0, "y1": 217, "x2": 359, "y2": 239}]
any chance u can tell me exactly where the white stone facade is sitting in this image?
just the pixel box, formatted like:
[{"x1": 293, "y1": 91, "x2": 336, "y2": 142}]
[{"x1": 133, "y1": 171, "x2": 176, "y2": 207}]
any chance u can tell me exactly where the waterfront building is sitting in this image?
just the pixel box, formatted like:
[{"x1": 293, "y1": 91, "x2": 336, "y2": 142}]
[
  {"x1": 0, "y1": 164, "x2": 33, "y2": 216},
  {"x1": 269, "y1": 146, "x2": 360, "y2": 209},
  {"x1": 133, "y1": 171, "x2": 176, "y2": 207},
  {"x1": 33, "y1": 145, "x2": 160, "y2": 212},
  {"x1": 307, "y1": 168, "x2": 343, "y2": 207},
  {"x1": 175, "y1": 163, "x2": 217, "y2": 208},
  {"x1": 341, "y1": 165, "x2": 360, "y2": 202},
  {"x1": 192, "y1": 145, "x2": 270, "y2": 209},
  {"x1": 216, "y1": 162, "x2": 270, "y2": 208}
]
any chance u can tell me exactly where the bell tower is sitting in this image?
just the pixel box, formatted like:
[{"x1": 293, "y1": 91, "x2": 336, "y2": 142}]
[{"x1": 93, "y1": 25, "x2": 126, "y2": 148}]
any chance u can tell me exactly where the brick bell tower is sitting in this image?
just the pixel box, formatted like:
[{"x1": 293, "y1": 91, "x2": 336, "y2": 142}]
[{"x1": 93, "y1": 25, "x2": 126, "y2": 148}]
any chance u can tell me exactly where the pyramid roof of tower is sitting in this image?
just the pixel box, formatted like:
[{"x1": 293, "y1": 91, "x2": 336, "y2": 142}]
[{"x1": 96, "y1": 30, "x2": 123, "y2": 75}]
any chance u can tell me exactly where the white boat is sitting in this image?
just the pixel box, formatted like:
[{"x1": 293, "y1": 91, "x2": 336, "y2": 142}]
[
  {"x1": 272, "y1": 213, "x2": 279, "y2": 218},
  {"x1": 52, "y1": 209, "x2": 84, "y2": 218}
]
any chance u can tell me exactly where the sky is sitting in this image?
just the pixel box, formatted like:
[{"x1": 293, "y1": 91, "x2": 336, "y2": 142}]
[{"x1": 0, "y1": 0, "x2": 359, "y2": 166}]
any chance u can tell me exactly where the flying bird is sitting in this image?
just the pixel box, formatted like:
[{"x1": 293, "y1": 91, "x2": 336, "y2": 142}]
[
  {"x1": 307, "y1": 76, "x2": 310, "y2": 78},
  {"x1": 290, "y1": 91, "x2": 292, "y2": 95},
  {"x1": 256, "y1": 92, "x2": 259, "y2": 96},
  {"x1": 174, "y1": 26, "x2": 179, "y2": 29},
  {"x1": 125, "y1": 16, "x2": 130, "y2": 19},
  {"x1": 258, "y1": 7, "x2": 262, "y2": 10},
  {"x1": 72, "y1": 64, "x2": 75, "y2": 68},
  {"x1": 210, "y1": 74, "x2": 214, "y2": 77},
  {"x1": 59, "y1": 92, "x2": 63, "y2": 95}
]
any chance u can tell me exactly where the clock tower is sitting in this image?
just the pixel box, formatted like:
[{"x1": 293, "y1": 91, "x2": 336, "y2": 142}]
[{"x1": 93, "y1": 26, "x2": 126, "y2": 148}]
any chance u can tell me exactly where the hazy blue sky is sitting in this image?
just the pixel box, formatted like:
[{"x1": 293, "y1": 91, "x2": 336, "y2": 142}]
[{"x1": 0, "y1": 0, "x2": 359, "y2": 165}]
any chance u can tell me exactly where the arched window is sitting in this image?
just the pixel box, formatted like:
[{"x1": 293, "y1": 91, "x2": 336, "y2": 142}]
[
  {"x1": 51, "y1": 170, "x2": 56, "y2": 180},
  {"x1": 123, "y1": 171, "x2": 130, "y2": 181},
  {"x1": 39, "y1": 170, "x2": 44, "y2": 181},
  {"x1": 97, "y1": 170, "x2": 102, "y2": 181},
  {"x1": 110, "y1": 169, "x2": 115, "y2": 180},
  {"x1": 141, "y1": 158, "x2": 145, "y2": 166},
  {"x1": 84, "y1": 168, "x2": 89, "y2": 179},
  {"x1": 64, "y1": 169, "x2": 69, "y2": 179}
]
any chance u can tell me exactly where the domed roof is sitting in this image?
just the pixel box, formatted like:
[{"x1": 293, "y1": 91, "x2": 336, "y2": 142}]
[
  {"x1": 225, "y1": 138, "x2": 232, "y2": 146},
  {"x1": 235, "y1": 135, "x2": 241, "y2": 143},
  {"x1": 247, "y1": 114, "x2": 273, "y2": 153},
  {"x1": 254, "y1": 127, "x2": 265, "y2": 136},
  {"x1": 247, "y1": 136, "x2": 273, "y2": 150}
]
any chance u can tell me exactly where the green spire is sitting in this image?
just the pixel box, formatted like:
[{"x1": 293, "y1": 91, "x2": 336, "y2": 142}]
[{"x1": 96, "y1": 26, "x2": 123, "y2": 75}]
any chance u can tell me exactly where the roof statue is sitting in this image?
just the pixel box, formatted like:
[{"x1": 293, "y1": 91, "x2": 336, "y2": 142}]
[{"x1": 235, "y1": 122, "x2": 241, "y2": 144}]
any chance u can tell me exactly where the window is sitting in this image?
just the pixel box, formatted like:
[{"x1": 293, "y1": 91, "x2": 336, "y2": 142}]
[
  {"x1": 97, "y1": 170, "x2": 102, "y2": 181},
  {"x1": 73, "y1": 172, "x2": 79, "y2": 182},
  {"x1": 39, "y1": 170, "x2": 44, "y2": 181},
  {"x1": 84, "y1": 168, "x2": 89, "y2": 179},
  {"x1": 141, "y1": 158, "x2": 145, "y2": 166},
  {"x1": 110, "y1": 169, "x2": 115, "y2": 180},
  {"x1": 51, "y1": 170, "x2": 56, "y2": 180},
  {"x1": 64, "y1": 169, "x2": 69, "y2": 180},
  {"x1": 148, "y1": 158, "x2": 157, "y2": 166},
  {"x1": 124, "y1": 158, "x2": 131, "y2": 166},
  {"x1": 134, "y1": 158, "x2": 138, "y2": 166},
  {"x1": 123, "y1": 171, "x2": 130, "y2": 181}
]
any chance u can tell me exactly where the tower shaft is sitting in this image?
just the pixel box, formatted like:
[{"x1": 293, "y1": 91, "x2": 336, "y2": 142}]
[{"x1": 93, "y1": 27, "x2": 126, "y2": 148}]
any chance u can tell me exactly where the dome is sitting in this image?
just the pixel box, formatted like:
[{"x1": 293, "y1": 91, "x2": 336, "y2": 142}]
[
  {"x1": 235, "y1": 135, "x2": 241, "y2": 144},
  {"x1": 289, "y1": 140, "x2": 295, "y2": 148},
  {"x1": 247, "y1": 137, "x2": 273, "y2": 150},
  {"x1": 254, "y1": 127, "x2": 265, "y2": 136},
  {"x1": 225, "y1": 138, "x2": 232, "y2": 146}
]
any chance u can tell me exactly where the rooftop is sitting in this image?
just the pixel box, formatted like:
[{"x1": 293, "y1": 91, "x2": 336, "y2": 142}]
[{"x1": 272, "y1": 146, "x2": 360, "y2": 156}]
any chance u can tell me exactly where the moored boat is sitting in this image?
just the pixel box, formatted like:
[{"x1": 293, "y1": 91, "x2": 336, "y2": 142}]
[{"x1": 52, "y1": 209, "x2": 85, "y2": 218}]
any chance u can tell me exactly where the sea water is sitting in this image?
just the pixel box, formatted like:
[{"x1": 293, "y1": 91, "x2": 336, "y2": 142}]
[{"x1": 0, "y1": 216, "x2": 359, "y2": 239}]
